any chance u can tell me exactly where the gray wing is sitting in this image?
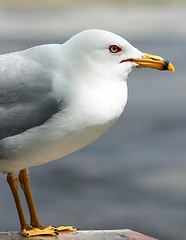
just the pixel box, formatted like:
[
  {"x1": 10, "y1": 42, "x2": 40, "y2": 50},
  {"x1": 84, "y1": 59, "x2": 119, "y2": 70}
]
[{"x1": 0, "y1": 48, "x2": 62, "y2": 140}]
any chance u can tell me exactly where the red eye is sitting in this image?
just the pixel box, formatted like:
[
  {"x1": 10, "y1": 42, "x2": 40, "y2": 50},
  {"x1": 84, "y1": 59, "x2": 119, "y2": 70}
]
[{"x1": 109, "y1": 45, "x2": 122, "y2": 53}]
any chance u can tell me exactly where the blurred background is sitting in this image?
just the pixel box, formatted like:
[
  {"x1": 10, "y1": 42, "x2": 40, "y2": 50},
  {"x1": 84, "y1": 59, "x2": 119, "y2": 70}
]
[{"x1": 0, "y1": 0, "x2": 186, "y2": 239}]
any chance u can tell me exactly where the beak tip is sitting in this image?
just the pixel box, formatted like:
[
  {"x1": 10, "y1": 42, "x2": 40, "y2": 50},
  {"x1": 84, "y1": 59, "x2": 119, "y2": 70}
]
[
  {"x1": 163, "y1": 59, "x2": 175, "y2": 72},
  {"x1": 168, "y1": 62, "x2": 175, "y2": 72}
]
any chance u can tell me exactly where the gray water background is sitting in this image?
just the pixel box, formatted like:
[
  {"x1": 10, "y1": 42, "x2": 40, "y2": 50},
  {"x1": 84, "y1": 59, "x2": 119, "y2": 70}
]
[{"x1": 0, "y1": 3, "x2": 186, "y2": 240}]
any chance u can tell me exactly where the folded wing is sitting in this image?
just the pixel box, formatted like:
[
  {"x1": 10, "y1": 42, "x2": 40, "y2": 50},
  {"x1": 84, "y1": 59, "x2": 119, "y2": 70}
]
[{"x1": 0, "y1": 48, "x2": 62, "y2": 140}]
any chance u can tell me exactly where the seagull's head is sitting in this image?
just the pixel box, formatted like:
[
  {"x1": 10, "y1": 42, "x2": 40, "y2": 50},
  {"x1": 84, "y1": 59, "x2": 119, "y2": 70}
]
[{"x1": 64, "y1": 29, "x2": 174, "y2": 81}]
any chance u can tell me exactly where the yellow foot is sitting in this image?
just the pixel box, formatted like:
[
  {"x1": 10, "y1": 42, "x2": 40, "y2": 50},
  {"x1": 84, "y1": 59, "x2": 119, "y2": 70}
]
[
  {"x1": 54, "y1": 226, "x2": 77, "y2": 232},
  {"x1": 21, "y1": 226, "x2": 58, "y2": 237},
  {"x1": 21, "y1": 226, "x2": 77, "y2": 237}
]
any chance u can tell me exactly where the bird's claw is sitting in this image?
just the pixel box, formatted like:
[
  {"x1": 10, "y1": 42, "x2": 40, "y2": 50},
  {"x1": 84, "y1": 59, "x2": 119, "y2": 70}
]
[
  {"x1": 54, "y1": 226, "x2": 77, "y2": 232},
  {"x1": 21, "y1": 225, "x2": 77, "y2": 237}
]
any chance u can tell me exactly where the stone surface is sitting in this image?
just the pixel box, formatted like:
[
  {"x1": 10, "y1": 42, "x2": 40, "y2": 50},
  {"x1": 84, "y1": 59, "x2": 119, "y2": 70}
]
[{"x1": 0, "y1": 229, "x2": 157, "y2": 240}]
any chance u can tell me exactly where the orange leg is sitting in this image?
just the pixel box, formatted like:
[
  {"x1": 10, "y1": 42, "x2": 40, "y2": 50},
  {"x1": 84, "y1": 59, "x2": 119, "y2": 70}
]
[
  {"x1": 19, "y1": 169, "x2": 43, "y2": 228},
  {"x1": 7, "y1": 171, "x2": 57, "y2": 236},
  {"x1": 7, "y1": 173, "x2": 31, "y2": 231},
  {"x1": 18, "y1": 168, "x2": 76, "y2": 236}
]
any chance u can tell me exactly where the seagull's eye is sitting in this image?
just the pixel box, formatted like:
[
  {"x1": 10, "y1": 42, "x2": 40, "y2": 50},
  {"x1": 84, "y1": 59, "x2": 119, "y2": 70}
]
[{"x1": 109, "y1": 45, "x2": 122, "y2": 53}]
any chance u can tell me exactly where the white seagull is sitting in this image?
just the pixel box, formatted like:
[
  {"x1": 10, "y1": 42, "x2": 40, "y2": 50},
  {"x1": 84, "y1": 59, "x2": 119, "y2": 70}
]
[{"x1": 0, "y1": 29, "x2": 174, "y2": 237}]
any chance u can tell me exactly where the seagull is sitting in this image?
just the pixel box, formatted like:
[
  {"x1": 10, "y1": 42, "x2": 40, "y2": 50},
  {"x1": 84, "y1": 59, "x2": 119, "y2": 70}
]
[{"x1": 0, "y1": 29, "x2": 174, "y2": 237}]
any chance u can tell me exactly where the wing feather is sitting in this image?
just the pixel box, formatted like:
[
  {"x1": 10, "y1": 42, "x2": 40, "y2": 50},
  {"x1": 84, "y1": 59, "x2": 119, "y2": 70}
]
[{"x1": 0, "y1": 46, "x2": 62, "y2": 140}]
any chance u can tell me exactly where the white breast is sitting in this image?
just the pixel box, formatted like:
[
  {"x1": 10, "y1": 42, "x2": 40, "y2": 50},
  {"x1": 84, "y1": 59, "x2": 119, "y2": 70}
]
[{"x1": 0, "y1": 77, "x2": 127, "y2": 174}]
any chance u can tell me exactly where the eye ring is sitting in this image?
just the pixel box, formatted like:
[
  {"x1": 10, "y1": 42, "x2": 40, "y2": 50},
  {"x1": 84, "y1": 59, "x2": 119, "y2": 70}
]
[{"x1": 109, "y1": 45, "x2": 122, "y2": 53}]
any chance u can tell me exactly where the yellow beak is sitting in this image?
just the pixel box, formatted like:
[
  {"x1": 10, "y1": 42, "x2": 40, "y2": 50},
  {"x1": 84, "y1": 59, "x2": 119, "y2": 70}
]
[{"x1": 132, "y1": 53, "x2": 175, "y2": 72}]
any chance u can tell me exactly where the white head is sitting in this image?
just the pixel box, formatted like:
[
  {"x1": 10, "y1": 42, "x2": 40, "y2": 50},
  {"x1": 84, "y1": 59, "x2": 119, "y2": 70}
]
[{"x1": 63, "y1": 29, "x2": 174, "y2": 81}]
